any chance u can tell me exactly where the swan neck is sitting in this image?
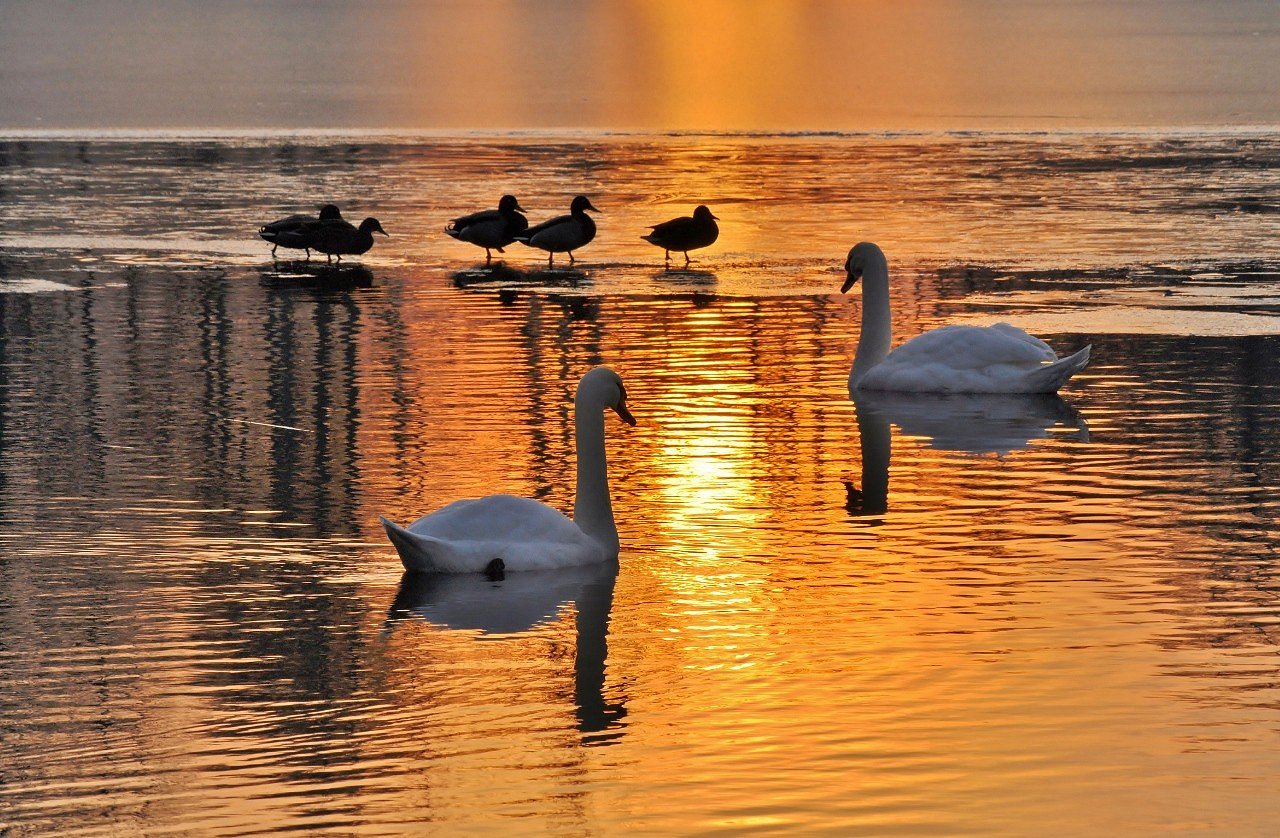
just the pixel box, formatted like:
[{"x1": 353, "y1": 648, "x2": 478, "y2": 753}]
[
  {"x1": 573, "y1": 398, "x2": 618, "y2": 556},
  {"x1": 851, "y1": 253, "x2": 892, "y2": 388}
]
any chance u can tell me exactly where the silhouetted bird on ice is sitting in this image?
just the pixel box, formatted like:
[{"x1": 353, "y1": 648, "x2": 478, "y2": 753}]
[
  {"x1": 446, "y1": 194, "x2": 529, "y2": 264},
  {"x1": 515, "y1": 195, "x2": 600, "y2": 267},
  {"x1": 642, "y1": 205, "x2": 719, "y2": 266},
  {"x1": 311, "y1": 217, "x2": 389, "y2": 264},
  {"x1": 259, "y1": 204, "x2": 342, "y2": 259}
]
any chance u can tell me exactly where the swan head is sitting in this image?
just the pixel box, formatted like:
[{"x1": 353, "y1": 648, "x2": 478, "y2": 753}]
[
  {"x1": 359, "y1": 217, "x2": 389, "y2": 236},
  {"x1": 498, "y1": 194, "x2": 525, "y2": 213},
  {"x1": 841, "y1": 242, "x2": 885, "y2": 293},
  {"x1": 693, "y1": 205, "x2": 719, "y2": 221},
  {"x1": 577, "y1": 366, "x2": 635, "y2": 425},
  {"x1": 318, "y1": 204, "x2": 342, "y2": 221},
  {"x1": 571, "y1": 195, "x2": 601, "y2": 215}
]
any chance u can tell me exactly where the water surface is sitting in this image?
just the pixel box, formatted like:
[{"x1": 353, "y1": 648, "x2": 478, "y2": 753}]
[{"x1": 1, "y1": 134, "x2": 1279, "y2": 835}]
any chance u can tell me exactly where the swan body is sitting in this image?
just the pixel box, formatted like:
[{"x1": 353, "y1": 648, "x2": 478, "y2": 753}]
[
  {"x1": 843, "y1": 242, "x2": 1090, "y2": 393},
  {"x1": 259, "y1": 204, "x2": 342, "y2": 258},
  {"x1": 311, "y1": 216, "x2": 388, "y2": 264},
  {"x1": 382, "y1": 495, "x2": 608, "y2": 573},
  {"x1": 642, "y1": 204, "x2": 719, "y2": 265},
  {"x1": 381, "y1": 366, "x2": 635, "y2": 574},
  {"x1": 446, "y1": 194, "x2": 528, "y2": 263},
  {"x1": 515, "y1": 195, "x2": 599, "y2": 266}
]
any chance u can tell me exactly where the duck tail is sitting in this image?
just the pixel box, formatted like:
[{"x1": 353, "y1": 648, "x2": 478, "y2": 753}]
[
  {"x1": 641, "y1": 233, "x2": 657, "y2": 243},
  {"x1": 380, "y1": 516, "x2": 447, "y2": 573},
  {"x1": 444, "y1": 225, "x2": 461, "y2": 239},
  {"x1": 1026, "y1": 345, "x2": 1091, "y2": 393}
]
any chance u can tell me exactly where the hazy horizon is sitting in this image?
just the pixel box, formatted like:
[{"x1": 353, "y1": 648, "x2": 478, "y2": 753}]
[{"x1": 2, "y1": 0, "x2": 1278, "y2": 132}]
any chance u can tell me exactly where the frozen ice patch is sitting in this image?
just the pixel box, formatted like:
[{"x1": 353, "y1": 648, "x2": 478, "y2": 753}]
[{"x1": 0, "y1": 278, "x2": 82, "y2": 294}]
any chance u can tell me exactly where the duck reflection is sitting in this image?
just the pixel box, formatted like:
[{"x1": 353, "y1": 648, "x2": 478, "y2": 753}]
[
  {"x1": 259, "y1": 264, "x2": 374, "y2": 291},
  {"x1": 654, "y1": 267, "x2": 717, "y2": 285},
  {"x1": 847, "y1": 391, "x2": 1089, "y2": 516},
  {"x1": 386, "y1": 561, "x2": 626, "y2": 736},
  {"x1": 452, "y1": 264, "x2": 591, "y2": 293},
  {"x1": 451, "y1": 262, "x2": 527, "y2": 288}
]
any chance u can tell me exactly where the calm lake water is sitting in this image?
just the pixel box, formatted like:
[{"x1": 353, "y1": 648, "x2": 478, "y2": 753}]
[{"x1": 1, "y1": 132, "x2": 1280, "y2": 835}]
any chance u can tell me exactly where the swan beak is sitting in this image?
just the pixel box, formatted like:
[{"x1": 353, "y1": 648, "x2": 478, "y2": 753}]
[
  {"x1": 841, "y1": 271, "x2": 860, "y2": 293},
  {"x1": 613, "y1": 403, "x2": 637, "y2": 426}
]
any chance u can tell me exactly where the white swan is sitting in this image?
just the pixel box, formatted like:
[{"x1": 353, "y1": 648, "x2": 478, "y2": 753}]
[
  {"x1": 842, "y1": 242, "x2": 1092, "y2": 393},
  {"x1": 380, "y1": 367, "x2": 635, "y2": 573}
]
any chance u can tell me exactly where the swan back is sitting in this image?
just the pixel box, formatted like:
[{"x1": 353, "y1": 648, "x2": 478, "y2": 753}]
[
  {"x1": 381, "y1": 496, "x2": 606, "y2": 573},
  {"x1": 858, "y1": 325, "x2": 1089, "y2": 393}
]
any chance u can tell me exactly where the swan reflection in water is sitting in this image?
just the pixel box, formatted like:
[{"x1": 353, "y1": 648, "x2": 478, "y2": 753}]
[
  {"x1": 385, "y1": 561, "x2": 626, "y2": 738},
  {"x1": 847, "y1": 391, "x2": 1090, "y2": 516}
]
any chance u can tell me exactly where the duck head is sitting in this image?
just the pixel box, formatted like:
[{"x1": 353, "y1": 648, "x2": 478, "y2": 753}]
[
  {"x1": 359, "y1": 217, "x2": 390, "y2": 236},
  {"x1": 693, "y1": 205, "x2": 719, "y2": 221},
  {"x1": 842, "y1": 241, "x2": 884, "y2": 293},
  {"x1": 498, "y1": 194, "x2": 525, "y2": 213},
  {"x1": 571, "y1": 195, "x2": 601, "y2": 214},
  {"x1": 319, "y1": 204, "x2": 343, "y2": 221}
]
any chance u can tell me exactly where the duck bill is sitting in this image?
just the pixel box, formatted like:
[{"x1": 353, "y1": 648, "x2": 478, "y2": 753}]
[
  {"x1": 841, "y1": 273, "x2": 860, "y2": 293},
  {"x1": 612, "y1": 404, "x2": 636, "y2": 426}
]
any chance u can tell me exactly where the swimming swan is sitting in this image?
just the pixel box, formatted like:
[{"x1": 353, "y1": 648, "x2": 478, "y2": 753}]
[
  {"x1": 842, "y1": 242, "x2": 1091, "y2": 393},
  {"x1": 380, "y1": 367, "x2": 636, "y2": 573}
]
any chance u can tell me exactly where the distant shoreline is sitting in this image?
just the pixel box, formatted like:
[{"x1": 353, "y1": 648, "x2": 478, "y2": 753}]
[{"x1": 3, "y1": 125, "x2": 1280, "y2": 143}]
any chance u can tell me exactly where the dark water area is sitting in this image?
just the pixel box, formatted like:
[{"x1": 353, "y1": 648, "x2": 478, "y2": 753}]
[{"x1": 1, "y1": 134, "x2": 1279, "y2": 834}]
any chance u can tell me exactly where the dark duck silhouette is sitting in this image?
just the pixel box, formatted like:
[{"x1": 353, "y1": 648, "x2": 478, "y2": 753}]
[
  {"x1": 311, "y1": 217, "x2": 388, "y2": 264},
  {"x1": 642, "y1": 205, "x2": 719, "y2": 266},
  {"x1": 515, "y1": 195, "x2": 600, "y2": 267},
  {"x1": 259, "y1": 204, "x2": 342, "y2": 259},
  {"x1": 446, "y1": 194, "x2": 529, "y2": 264}
]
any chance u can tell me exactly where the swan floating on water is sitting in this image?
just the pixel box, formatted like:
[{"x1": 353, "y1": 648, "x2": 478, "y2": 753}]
[
  {"x1": 446, "y1": 194, "x2": 529, "y2": 264},
  {"x1": 381, "y1": 366, "x2": 635, "y2": 573},
  {"x1": 642, "y1": 205, "x2": 719, "y2": 266},
  {"x1": 843, "y1": 242, "x2": 1091, "y2": 393},
  {"x1": 515, "y1": 195, "x2": 600, "y2": 267}
]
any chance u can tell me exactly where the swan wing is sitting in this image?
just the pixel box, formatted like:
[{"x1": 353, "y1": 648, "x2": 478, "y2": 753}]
[
  {"x1": 381, "y1": 495, "x2": 604, "y2": 573},
  {"x1": 861, "y1": 324, "x2": 1087, "y2": 393}
]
